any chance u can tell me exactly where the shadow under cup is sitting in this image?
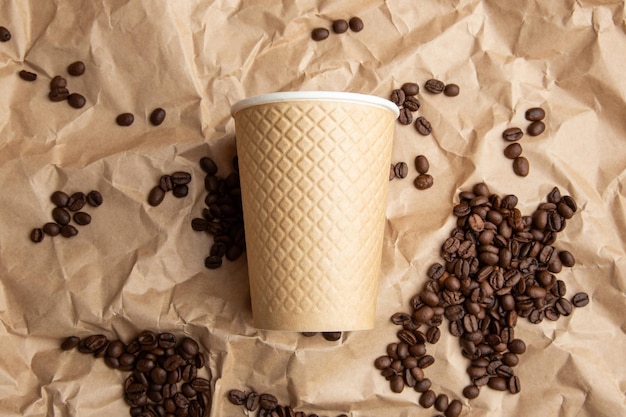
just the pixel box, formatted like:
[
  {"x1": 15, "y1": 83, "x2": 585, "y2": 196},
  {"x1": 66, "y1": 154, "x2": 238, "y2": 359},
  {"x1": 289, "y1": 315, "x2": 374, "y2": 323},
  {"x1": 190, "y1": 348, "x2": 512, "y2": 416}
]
[{"x1": 231, "y1": 91, "x2": 399, "y2": 332}]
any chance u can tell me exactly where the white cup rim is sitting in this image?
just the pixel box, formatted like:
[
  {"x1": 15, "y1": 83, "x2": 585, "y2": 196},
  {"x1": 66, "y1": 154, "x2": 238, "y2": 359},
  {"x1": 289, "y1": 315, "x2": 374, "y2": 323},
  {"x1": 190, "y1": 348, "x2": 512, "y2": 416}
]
[{"x1": 231, "y1": 91, "x2": 400, "y2": 118}]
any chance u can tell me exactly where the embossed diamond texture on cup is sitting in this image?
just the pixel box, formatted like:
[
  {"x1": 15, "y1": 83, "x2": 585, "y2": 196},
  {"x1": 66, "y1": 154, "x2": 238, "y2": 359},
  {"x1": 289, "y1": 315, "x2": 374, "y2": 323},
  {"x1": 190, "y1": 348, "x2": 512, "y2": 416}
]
[{"x1": 235, "y1": 101, "x2": 393, "y2": 329}]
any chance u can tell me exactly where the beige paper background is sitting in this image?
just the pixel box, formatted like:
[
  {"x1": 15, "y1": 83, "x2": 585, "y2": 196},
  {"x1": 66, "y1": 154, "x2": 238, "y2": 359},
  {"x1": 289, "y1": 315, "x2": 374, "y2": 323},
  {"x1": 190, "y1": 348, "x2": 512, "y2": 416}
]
[{"x1": 0, "y1": 1, "x2": 624, "y2": 416}]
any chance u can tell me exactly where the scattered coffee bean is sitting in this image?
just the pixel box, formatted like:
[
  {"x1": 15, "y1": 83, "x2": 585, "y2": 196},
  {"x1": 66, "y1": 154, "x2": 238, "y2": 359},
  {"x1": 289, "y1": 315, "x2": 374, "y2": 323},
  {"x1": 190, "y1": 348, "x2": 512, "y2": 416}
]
[
  {"x1": 527, "y1": 120, "x2": 545, "y2": 136},
  {"x1": 414, "y1": 155, "x2": 429, "y2": 174},
  {"x1": 443, "y1": 83, "x2": 460, "y2": 97},
  {"x1": 513, "y1": 156, "x2": 530, "y2": 177},
  {"x1": 150, "y1": 107, "x2": 166, "y2": 126},
  {"x1": 311, "y1": 27, "x2": 330, "y2": 41},
  {"x1": 445, "y1": 400, "x2": 463, "y2": 417},
  {"x1": 60, "y1": 224, "x2": 78, "y2": 238},
  {"x1": 401, "y1": 82, "x2": 419, "y2": 96},
  {"x1": 19, "y1": 70, "x2": 37, "y2": 81},
  {"x1": 398, "y1": 108, "x2": 412, "y2": 125},
  {"x1": 68, "y1": 93, "x2": 86, "y2": 109},
  {"x1": 51, "y1": 190, "x2": 70, "y2": 207},
  {"x1": 0, "y1": 26, "x2": 10, "y2": 41},
  {"x1": 393, "y1": 162, "x2": 408, "y2": 179},
  {"x1": 49, "y1": 87, "x2": 70, "y2": 102},
  {"x1": 332, "y1": 19, "x2": 349, "y2": 33},
  {"x1": 525, "y1": 107, "x2": 545, "y2": 121},
  {"x1": 414, "y1": 116, "x2": 432, "y2": 135},
  {"x1": 73, "y1": 212, "x2": 92, "y2": 226},
  {"x1": 67, "y1": 192, "x2": 87, "y2": 212},
  {"x1": 173, "y1": 184, "x2": 189, "y2": 198},
  {"x1": 52, "y1": 207, "x2": 71, "y2": 225},
  {"x1": 116, "y1": 113, "x2": 134, "y2": 126},
  {"x1": 502, "y1": 127, "x2": 523, "y2": 141},
  {"x1": 348, "y1": 16, "x2": 364, "y2": 32},
  {"x1": 424, "y1": 79, "x2": 445, "y2": 94},
  {"x1": 30, "y1": 228, "x2": 44, "y2": 243},
  {"x1": 86, "y1": 190, "x2": 103, "y2": 207},
  {"x1": 67, "y1": 61, "x2": 86, "y2": 76},
  {"x1": 414, "y1": 174, "x2": 434, "y2": 190},
  {"x1": 322, "y1": 331, "x2": 342, "y2": 341},
  {"x1": 572, "y1": 292, "x2": 589, "y2": 307},
  {"x1": 390, "y1": 89, "x2": 406, "y2": 107},
  {"x1": 50, "y1": 76, "x2": 67, "y2": 89},
  {"x1": 43, "y1": 222, "x2": 61, "y2": 236},
  {"x1": 503, "y1": 142, "x2": 523, "y2": 159}
]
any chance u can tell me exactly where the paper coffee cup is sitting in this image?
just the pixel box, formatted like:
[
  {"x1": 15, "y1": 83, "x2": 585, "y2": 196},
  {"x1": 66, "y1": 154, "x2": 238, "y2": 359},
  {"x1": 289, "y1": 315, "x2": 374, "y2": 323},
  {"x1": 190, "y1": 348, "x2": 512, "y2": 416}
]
[{"x1": 231, "y1": 91, "x2": 399, "y2": 331}]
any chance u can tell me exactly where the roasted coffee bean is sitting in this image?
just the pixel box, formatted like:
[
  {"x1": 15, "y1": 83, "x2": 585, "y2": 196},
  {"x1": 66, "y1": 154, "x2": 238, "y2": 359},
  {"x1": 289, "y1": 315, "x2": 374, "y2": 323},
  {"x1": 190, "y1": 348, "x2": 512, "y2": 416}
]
[
  {"x1": 199, "y1": 157, "x2": 218, "y2": 175},
  {"x1": 173, "y1": 184, "x2": 189, "y2": 198},
  {"x1": 190, "y1": 378, "x2": 210, "y2": 392},
  {"x1": 19, "y1": 70, "x2": 37, "y2": 81},
  {"x1": 445, "y1": 400, "x2": 462, "y2": 417},
  {"x1": 390, "y1": 89, "x2": 406, "y2": 106},
  {"x1": 419, "y1": 390, "x2": 436, "y2": 408},
  {"x1": 67, "y1": 61, "x2": 86, "y2": 76},
  {"x1": 30, "y1": 228, "x2": 44, "y2": 243},
  {"x1": 513, "y1": 156, "x2": 529, "y2": 177},
  {"x1": 502, "y1": 127, "x2": 523, "y2": 141},
  {"x1": 78, "y1": 334, "x2": 108, "y2": 353},
  {"x1": 572, "y1": 292, "x2": 589, "y2": 307},
  {"x1": 398, "y1": 108, "x2": 412, "y2": 125},
  {"x1": 204, "y1": 255, "x2": 222, "y2": 269},
  {"x1": 443, "y1": 83, "x2": 460, "y2": 97},
  {"x1": 67, "y1": 192, "x2": 87, "y2": 211},
  {"x1": 401, "y1": 82, "x2": 419, "y2": 96},
  {"x1": 86, "y1": 190, "x2": 103, "y2": 207},
  {"x1": 171, "y1": 171, "x2": 192, "y2": 185},
  {"x1": 159, "y1": 175, "x2": 174, "y2": 192},
  {"x1": 462, "y1": 384, "x2": 480, "y2": 399},
  {"x1": 434, "y1": 394, "x2": 449, "y2": 412},
  {"x1": 424, "y1": 79, "x2": 445, "y2": 94},
  {"x1": 148, "y1": 186, "x2": 166, "y2": 206},
  {"x1": 150, "y1": 108, "x2": 166, "y2": 126},
  {"x1": 322, "y1": 331, "x2": 342, "y2": 341},
  {"x1": 414, "y1": 174, "x2": 434, "y2": 190},
  {"x1": 414, "y1": 378, "x2": 431, "y2": 392},
  {"x1": 52, "y1": 207, "x2": 71, "y2": 225},
  {"x1": 417, "y1": 355, "x2": 435, "y2": 368},
  {"x1": 414, "y1": 155, "x2": 429, "y2": 174},
  {"x1": 527, "y1": 120, "x2": 545, "y2": 136},
  {"x1": 106, "y1": 340, "x2": 125, "y2": 358},
  {"x1": 73, "y1": 211, "x2": 92, "y2": 226},
  {"x1": 390, "y1": 375, "x2": 404, "y2": 393},
  {"x1": 332, "y1": 19, "x2": 349, "y2": 34},
  {"x1": 245, "y1": 392, "x2": 260, "y2": 411},
  {"x1": 42, "y1": 222, "x2": 60, "y2": 237},
  {"x1": 116, "y1": 113, "x2": 135, "y2": 126},
  {"x1": 487, "y1": 376, "x2": 508, "y2": 391},
  {"x1": 51, "y1": 190, "x2": 70, "y2": 207},
  {"x1": 50, "y1": 76, "x2": 67, "y2": 89},
  {"x1": 61, "y1": 335, "x2": 81, "y2": 350},
  {"x1": 414, "y1": 116, "x2": 432, "y2": 135},
  {"x1": 558, "y1": 250, "x2": 575, "y2": 267},
  {"x1": 525, "y1": 107, "x2": 545, "y2": 121},
  {"x1": 348, "y1": 16, "x2": 364, "y2": 32},
  {"x1": 311, "y1": 28, "x2": 329, "y2": 41},
  {"x1": 393, "y1": 162, "x2": 408, "y2": 179},
  {"x1": 49, "y1": 87, "x2": 70, "y2": 102},
  {"x1": 259, "y1": 393, "x2": 278, "y2": 410},
  {"x1": 0, "y1": 26, "x2": 11, "y2": 42},
  {"x1": 503, "y1": 143, "x2": 522, "y2": 159},
  {"x1": 191, "y1": 218, "x2": 208, "y2": 232}
]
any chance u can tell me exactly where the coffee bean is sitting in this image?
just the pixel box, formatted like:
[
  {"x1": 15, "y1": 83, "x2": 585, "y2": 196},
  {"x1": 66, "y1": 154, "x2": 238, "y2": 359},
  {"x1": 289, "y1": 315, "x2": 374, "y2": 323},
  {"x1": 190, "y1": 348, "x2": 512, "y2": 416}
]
[
  {"x1": 311, "y1": 28, "x2": 329, "y2": 41},
  {"x1": 414, "y1": 155, "x2": 429, "y2": 174},
  {"x1": 49, "y1": 87, "x2": 70, "y2": 102},
  {"x1": 228, "y1": 390, "x2": 247, "y2": 406},
  {"x1": 414, "y1": 378, "x2": 431, "y2": 392},
  {"x1": 348, "y1": 16, "x2": 364, "y2": 32},
  {"x1": 444, "y1": 400, "x2": 462, "y2": 417},
  {"x1": 171, "y1": 171, "x2": 192, "y2": 185},
  {"x1": 401, "y1": 82, "x2": 419, "y2": 96},
  {"x1": 61, "y1": 335, "x2": 80, "y2": 350},
  {"x1": 73, "y1": 211, "x2": 92, "y2": 226},
  {"x1": 508, "y1": 375, "x2": 521, "y2": 394},
  {"x1": 503, "y1": 143, "x2": 522, "y2": 159},
  {"x1": 398, "y1": 108, "x2": 412, "y2": 125},
  {"x1": 52, "y1": 207, "x2": 71, "y2": 225},
  {"x1": 67, "y1": 192, "x2": 87, "y2": 211},
  {"x1": 173, "y1": 184, "x2": 188, "y2": 198},
  {"x1": 558, "y1": 250, "x2": 575, "y2": 267},
  {"x1": 502, "y1": 127, "x2": 523, "y2": 141},
  {"x1": 86, "y1": 190, "x2": 103, "y2": 207},
  {"x1": 419, "y1": 390, "x2": 436, "y2": 408},
  {"x1": 205, "y1": 255, "x2": 222, "y2": 269},
  {"x1": 68, "y1": 93, "x2": 86, "y2": 109},
  {"x1": 199, "y1": 157, "x2": 218, "y2": 175},
  {"x1": 390, "y1": 375, "x2": 404, "y2": 393},
  {"x1": 443, "y1": 83, "x2": 460, "y2": 97},
  {"x1": 116, "y1": 113, "x2": 135, "y2": 126},
  {"x1": 259, "y1": 393, "x2": 278, "y2": 410},
  {"x1": 43, "y1": 222, "x2": 61, "y2": 236},
  {"x1": 390, "y1": 89, "x2": 406, "y2": 106},
  {"x1": 0, "y1": 26, "x2": 11, "y2": 42},
  {"x1": 67, "y1": 61, "x2": 86, "y2": 76},
  {"x1": 331, "y1": 19, "x2": 349, "y2": 33},
  {"x1": 148, "y1": 186, "x2": 166, "y2": 206},
  {"x1": 414, "y1": 116, "x2": 432, "y2": 135},
  {"x1": 403, "y1": 95, "x2": 420, "y2": 112},
  {"x1": 462, "y1": 384, "x2": 479, "y2": 399},
  {"x1": 434, "y1": 394, "x2": 449, "y2": 412},
  {"x1": 527, "y1": 120, "x2": 545, "y2": 136},
  {"x1": 487, "y1": 376, "x2": 508, "y2": 391},
  {"x1": 507, "y1": 339, "x2": 526, "y2": 354},
  {"x1": 414, "y1": 174, "x2": 434, "y2": 190},
  {"x1": 51, "y1": 190, "x2": 70, "y2": 207},
  {"x1": 30, "y1": 228, "x2": 44, "y2": 243},
  {"x1": 393, "y1": 162, "x2": 408, "y2": 179},
  {"x1": 150, "y1": 108, "x2": 166, "y2": 126},
  {"x1": 525, "y1": 107, "x2": 545, "y2": 121},
  {"x1": 512, "y1": 156, "x2": 529, "y2": 177},
  {"x1": 50, "y1": 76, "x2": 67, "y2": 89},
  {"x1": 424, "y1": 79, "x2": 445, "y2": 94},
  {"x1": 322, "y1": 331, "x2": 341, "y2": 341},
  {"x1": 19, "y1": 70, "x2": 37, "y2": 81},
  {"x1": 572, "y1": 292, "x2": 589, "y2": 307}
]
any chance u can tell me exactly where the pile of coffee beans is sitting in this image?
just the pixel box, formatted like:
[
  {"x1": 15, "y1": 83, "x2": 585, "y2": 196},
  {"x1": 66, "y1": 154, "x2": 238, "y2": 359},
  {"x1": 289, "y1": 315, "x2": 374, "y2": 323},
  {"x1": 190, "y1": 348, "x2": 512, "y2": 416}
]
[
  {"x1": 48, "y1": 67, "x2": 88, "y2": 109},
  {"x1": 61, "y1": 331, "x2": 211, "y2": 417},
  {"x1": 30, "y1": 189, "x2": 103, "y2": 243},
  {"x1": 0, "y1": 25, "x2": 10, "y2": 42},
  {"x1": 147, "y1": 171, "x2": 192, "y2": 206},
  {"x1": 190, "y1": 155, "x2": 246, "y2": 269},
  {"x1": 374, "y1": 183, "x2": 587, "y2": 415},
  {"x1": 227, "y1": 388, "x2": 349, "y2": 417},
  {"x1": 311, "y1": 16, "x2": 364, "y2": 41},
  {"x1": 502, "y1": 107, "x2": 547, "y2": 177}
]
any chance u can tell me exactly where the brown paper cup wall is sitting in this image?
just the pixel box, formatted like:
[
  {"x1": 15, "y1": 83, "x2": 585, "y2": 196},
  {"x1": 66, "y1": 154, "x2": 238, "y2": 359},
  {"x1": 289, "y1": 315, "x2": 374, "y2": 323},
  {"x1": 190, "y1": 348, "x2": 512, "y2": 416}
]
[{"x1": 232, "y1": 92, "x2": 399, "y2": 331}]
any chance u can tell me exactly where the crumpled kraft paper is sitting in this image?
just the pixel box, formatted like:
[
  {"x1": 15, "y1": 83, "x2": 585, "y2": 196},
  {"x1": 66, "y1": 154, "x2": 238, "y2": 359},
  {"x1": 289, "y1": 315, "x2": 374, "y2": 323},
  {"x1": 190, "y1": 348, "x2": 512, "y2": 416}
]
[{"x1": 0, "y1": 1, "x2": 624, "y2": 416}]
